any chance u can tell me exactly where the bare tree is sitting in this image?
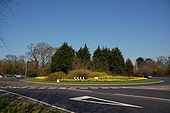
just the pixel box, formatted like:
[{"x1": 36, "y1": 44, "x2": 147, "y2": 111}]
[
  {"x1": 26, "y1": 42, "x2": 55, "y2": 75},
  {"x1": 27, "y1": 43, "x2": 39, "y2": 69},
  {"x1": 157, "y1": 56, "x2": 168, "y2": 66}
]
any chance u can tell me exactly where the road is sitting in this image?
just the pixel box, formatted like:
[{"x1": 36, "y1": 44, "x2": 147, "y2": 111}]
[{"x1": 0, "y1": 77, "x2": 170, "y2": 113}]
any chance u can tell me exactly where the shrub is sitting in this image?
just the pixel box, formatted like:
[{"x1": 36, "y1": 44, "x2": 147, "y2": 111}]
[
  {"x1": 68, "y1": 69, "x2": 92, "y2": 79},
  {"x1": 26, "y1": 70, "x2": 38, "y2": 77},
  {"x1": 47, "y1": 72, "x2": 66, "y2": 81},
  {"x1": 90, "y1": 72, "x2": 112, "y2": 78}
]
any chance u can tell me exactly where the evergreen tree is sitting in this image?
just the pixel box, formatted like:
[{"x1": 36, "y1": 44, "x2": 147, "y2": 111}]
[
  {"x1": 109, "y1": 47, "x2": 125, "y2": 74},
  {"x1": 92, "y1": 46, "x2": 110, "y2": 72},
  {"x1": 136, "y1": 57, "x2": 145, "y2": 67},
  {"x1": 100, "y1": 47, "x2": 110, "y2": 73},
  {"x1": 76, "y1": 44, "x2": 91, "y2": 69},
  {"x1": 51, "y1": 42, "x2": 75, "y2": 74},
  {"x1": 92, "y1": 46, "x2": 103, "y2": 71},
  {"x1": 125, "y1": 58, "x2": 134, "y2": 75}
]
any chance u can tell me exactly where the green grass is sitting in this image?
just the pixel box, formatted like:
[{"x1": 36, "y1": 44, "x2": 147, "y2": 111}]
[
  {"x1": 60, "y1": 79, "x2": 161, "y2": 84},
  {"x1": 23, "y1": 77, "x2": 162, "y2": 84},
  {"x1": 0, "y1": 96, "x2": 63, "y2": 113}
]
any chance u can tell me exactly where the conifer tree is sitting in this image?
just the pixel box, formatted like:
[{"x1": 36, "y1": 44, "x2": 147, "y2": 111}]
[
  {"x1": 51, "y1": 42, "x2": 75, "y2": 74},
  {"x1": 125, "y1": 58, "x2": 134, "y2": 75},
  {"x1": 76, "y1": 44, "x2": 91, "y2": 69},
  {"x1": 92, "y1": 46, "x2": 103, "y2": 71},
  {"x1": 109, "y1": 47, "x2": 125, "y2": 74},
  {"x1": 136, "y1": 57, "x2": 145, "y2": 67},
  {"x1": 100, "y1": 47, "x2": 110, "y2": 73},
  {"x1": 92, "y1": 46, "x2": 110, "y2": 72}
]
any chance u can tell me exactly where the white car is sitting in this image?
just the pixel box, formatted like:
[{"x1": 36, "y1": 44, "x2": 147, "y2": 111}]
[{"x1": 14, "y1": 74, "x2": 26, "y2": 78}]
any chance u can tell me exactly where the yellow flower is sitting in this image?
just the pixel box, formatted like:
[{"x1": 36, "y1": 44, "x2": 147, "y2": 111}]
[{"x1": 35, "y1": 76, "x2": 47, "y2": 79}]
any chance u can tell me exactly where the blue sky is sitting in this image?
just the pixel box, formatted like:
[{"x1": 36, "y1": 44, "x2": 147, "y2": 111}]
[{"x1": 1, "y1": 0, "x2": 170, "y2": 62}]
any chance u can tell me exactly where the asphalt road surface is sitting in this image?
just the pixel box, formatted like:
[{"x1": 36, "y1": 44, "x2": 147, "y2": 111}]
[{"x1": 0, "y1": 77, "x2": 170, "y2": 113}]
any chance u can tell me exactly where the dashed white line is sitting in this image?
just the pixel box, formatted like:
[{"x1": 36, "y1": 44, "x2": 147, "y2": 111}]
[
  {"x1": 79, "y1": 87, "x2": 88, "y2": 90},
  {"x1": 90, "y1": 87, "x2": 99, "y2": 89},
  {"x1": 37, "y1": 87, "x2": 47, "y2": 89},
  {"x1": 100, "y1": 87, "x2": 109, "y2": 89},
  {"x1": 110, "y1": 87, "x2": 120, "y2": 89},
  {"x1": 48, "y1": 87, "x2": 57, "y2": 89},
  {"x1": 67, "y1": 88, "x2": 92, "y2": 93},
  {"x1": 58, "y1": 87, "x2": 67, "y2": 89},
  {"x1": 28, "y1": 87, "x2": 37, "y2": 89}
]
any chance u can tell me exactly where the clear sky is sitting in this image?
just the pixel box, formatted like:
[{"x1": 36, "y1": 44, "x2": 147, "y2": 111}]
[{"x1": 1, "y1": 0, "x2": 170, "y2": 62}]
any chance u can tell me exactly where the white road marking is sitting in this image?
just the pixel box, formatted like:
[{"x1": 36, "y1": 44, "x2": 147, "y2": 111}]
[
  {"x1": 37, "y1": 87, "x2": 46, "y2": 89},
  {"x1": 1, "y1": 92, "x2": 10, "y2": 96},
  {"x1": 20, "y1": 87, "x2": 27, "y2": 89},
  {"x1": 90, "y1": 87, "x2": 99, "y2": 89},
  {"x1": 67, "y1": 88, "x2": 92, "y2": 93},
  {"x1": 0, "y1": 89, "x2": 74, "y2": 113},
  {"x1": 114, "y1": 93, "x2": 170, "y2": 102},
  {"x1": 110, "y1": 87, "x2": 120, "y2": 89},
  {"x1": 6, "y1": 86, "x2": 12, "y2": 88},
  {"x1": 12, "y1": 87, "x2": 18, "y2": 88},
  {"x1": 79, "y1": 87, "x2": 88, "y2": 90},
  {"x1": 100, "y1": 87, "x2": 109, "y2": 89},
  {"x1": 28, "y1": 87, "x2": 37, "y2": 89},
  {"x1": 48, "y1": 87, "x2": 57, "y2": 89},
  {"x1": 58, "y1": 87, "x2": 67, "y2": 89},
  {"x1": 69, "y1": 96, "x2": 143, "y2": 108}
]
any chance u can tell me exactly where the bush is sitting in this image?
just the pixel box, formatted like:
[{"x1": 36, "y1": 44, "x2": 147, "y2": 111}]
[
  {"x1": 47, "y1": 72, "x2": 66, "y2": 81},
  {"x1": 26, "y1": 70, "x2": 38, "y2": 77},
  {"x1": 68, "y1": 69, "x2": 92, "y2": 79},
  {"x1": 90, "y1": 72, "x2": 112, "y2": 78}
]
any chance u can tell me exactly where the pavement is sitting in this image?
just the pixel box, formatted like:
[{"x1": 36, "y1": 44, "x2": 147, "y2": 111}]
[{"x1": 0, "y1": 77, "x2": 170, "y2": 113}]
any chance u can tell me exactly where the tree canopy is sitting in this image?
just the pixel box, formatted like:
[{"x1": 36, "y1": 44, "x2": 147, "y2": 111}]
[
  {"x1": 51, "y1": 42, "x2": 75, "y2": 74},
  {"x1": 76, "y1": 44, "x2": 91, "y2": 69}
]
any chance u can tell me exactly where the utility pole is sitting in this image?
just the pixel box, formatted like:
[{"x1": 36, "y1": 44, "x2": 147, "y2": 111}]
[{"x1": 25, "y1": 61, "x2": 27, "y2": 77}]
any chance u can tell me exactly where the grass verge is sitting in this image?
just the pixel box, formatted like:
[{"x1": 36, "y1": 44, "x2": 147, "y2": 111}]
[
  {"x1": 0, "y1": 96, "x2": 63, "y2": 113},
  {"x1": 22, "y1": 77, "x2": 162, "y2": 84}
]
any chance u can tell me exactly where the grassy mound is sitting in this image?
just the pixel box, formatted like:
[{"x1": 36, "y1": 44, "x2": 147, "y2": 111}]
[{"x1": 23, "y1": 69, "x2": 162, "y2": 84}]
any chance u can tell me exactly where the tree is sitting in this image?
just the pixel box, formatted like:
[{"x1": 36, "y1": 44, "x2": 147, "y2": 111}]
[
  {"x1": 109, "y1": 47, "x2": 125, "y2": 74},
  {"x1": 76, "y1": 44, "x2": 91, "y2": 69},
  {"x1": 135, "y1": 57, "x2": 169, "y2": 76},
  {"x1": 51, "y1": 42, "x2": 75, "y2": 74},
  {"x1": 136, "y1": 57, "x2": 145, "y2": 67},
  {"x1": 1, "y1": 54, "x2": 26, "y2": 75},
  {"x1": 4, "y1": 54, "x2": 17, "y2": 74},
  {"x1": 157, "y1": 56, "x2": 168, "y2": 66},
  {"x1": 92, "y1": 46, "x2": 110, "y2": 72},
  {"x1": 92, "y1": 46, "x2": 103, "y2": 72},
  {"x1": 168, "y1": 56, "x2": 170, "y2": 75},
  {"x1": 125, "y1": 58, "x2": 134, "y2": 75},
  {"x1": 26, "y1": 42, "x2": 54, "y2": 75},
  {"x1": 100, "y1": 47, "x2": 110, "y2": 73}
]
